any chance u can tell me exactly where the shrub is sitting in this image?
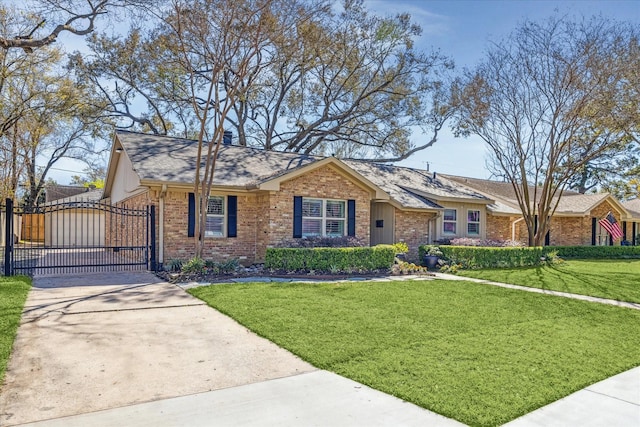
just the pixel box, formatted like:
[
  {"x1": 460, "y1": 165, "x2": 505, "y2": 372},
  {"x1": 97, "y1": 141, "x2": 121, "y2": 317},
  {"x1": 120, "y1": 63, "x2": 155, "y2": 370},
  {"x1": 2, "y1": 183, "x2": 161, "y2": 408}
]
[
  {"x1": 274, "y1": 236, "x2": 366, "y2": 248},
  {"x1": 450, "y1": 238, "x2": 524, "y2": 247},
  {"x1": 265, "y1": 246, "x2": 395, "y2": 273},
  {"x1": 182, "y1": 257, "x2": 206, "y2": 274},
  {"x1": 420, "y1": 245, "x2": 550, "y2": 269},
  {"x1": 392, "y1": 261, "x2": 430, "y2": 275},
  {"x1": 391, "y1": 242, "x2": 409, "y2": 254},
  {"x1": 553, "y1": 246, "x2": 640, "y2": 259},
  {"x1": 166, "y1": 259, "x2": 183, "y2": 272}
]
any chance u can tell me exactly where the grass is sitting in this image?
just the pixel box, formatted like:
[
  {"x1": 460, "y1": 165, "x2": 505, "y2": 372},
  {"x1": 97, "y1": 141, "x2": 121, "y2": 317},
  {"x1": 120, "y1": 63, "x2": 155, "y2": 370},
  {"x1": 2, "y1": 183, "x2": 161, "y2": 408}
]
[
  {"x1": 0, "y1": 276, "x2": 31, "y2": 384},
  {"x1": 457, "y1": 259, "x2": 640, "y2": 303},
  {"x1": 189, "y1": 280, "x2": 640, "y2": 426}
]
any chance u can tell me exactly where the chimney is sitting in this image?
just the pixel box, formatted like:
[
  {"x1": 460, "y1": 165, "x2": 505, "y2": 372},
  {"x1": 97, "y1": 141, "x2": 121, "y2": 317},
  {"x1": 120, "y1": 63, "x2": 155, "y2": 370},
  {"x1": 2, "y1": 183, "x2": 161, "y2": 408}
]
[
  {"x1": 223, "y1": 130, "x2": 233, "y2": 145},
  {"x1": 433, "y1": 171, "x2": 437, "y2": 180}
]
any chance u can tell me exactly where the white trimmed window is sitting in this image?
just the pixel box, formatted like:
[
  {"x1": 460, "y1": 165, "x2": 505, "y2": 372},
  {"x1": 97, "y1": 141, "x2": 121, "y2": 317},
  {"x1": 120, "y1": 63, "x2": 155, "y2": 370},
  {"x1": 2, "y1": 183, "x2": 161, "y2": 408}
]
[
  {"x1": 467, "y1": 210, "x2": 480, "y2": 235},
  {"x1": 443, "y1": 209, "x2": 457, "y2": 234},
  {"x1": 302, "y1": 198, "x2": 346, "y2": 237},
  {"x1": 205, "y1": 196, "x2": 225, "y2": 237}
]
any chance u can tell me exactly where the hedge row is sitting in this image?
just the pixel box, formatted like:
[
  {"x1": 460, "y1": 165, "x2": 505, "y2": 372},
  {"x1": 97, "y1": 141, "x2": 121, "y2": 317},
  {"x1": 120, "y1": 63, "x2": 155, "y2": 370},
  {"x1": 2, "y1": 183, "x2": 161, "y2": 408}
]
[
  {"x1": 420, "y1": 245, "x2": 551, "y2": 269},
  {"x1": 553, "y1": 246, "x2": 640, "y2": 259},
  {"x1": 265, "y1": 246, "x2": 396, "y2": 272},
  {"x1": 419, "y1": 244, "x2": 640, "y2": 269}
]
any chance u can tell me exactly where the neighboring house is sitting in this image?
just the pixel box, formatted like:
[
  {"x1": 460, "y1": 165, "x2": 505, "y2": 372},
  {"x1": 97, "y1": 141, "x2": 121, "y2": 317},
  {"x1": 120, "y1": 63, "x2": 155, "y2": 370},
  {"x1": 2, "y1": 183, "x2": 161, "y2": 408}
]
[
  {"x1": 621, "y1": 198, "x2": 640, "y2": 244},
  {"x1": 103, "y1": 130, "x2": 637, "y2": 267},
  {"x1": 444, "y1": 175, "x2": 638, "y2": 246},
  {"x1": 45, "y1": 184, "x2": 93, "y2": 203},
  {"x1": 43, "y1": 189, "x2": 106, "y2": 247}
]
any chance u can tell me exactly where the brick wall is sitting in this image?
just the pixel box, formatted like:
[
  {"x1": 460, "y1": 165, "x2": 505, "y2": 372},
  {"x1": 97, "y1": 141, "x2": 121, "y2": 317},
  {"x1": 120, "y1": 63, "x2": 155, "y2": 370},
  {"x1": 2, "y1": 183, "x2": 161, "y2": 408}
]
[
  {"x1": 394, "y1": 210, "x2": 436, "y2": 262},
  {"x1": 484, "y1": 200, "x2": 626, "y2": 247},
  {"x1": 159, "y1": 165, "x2": 374, "y2": 264},
  {"x1": 265, "y1": 164, "x2": 372, "y2": 248},
  {"x1": 106, "y1": 190, "x2": 156, "y2": 263},
  {"x1": 485, "y1": 214, "x2": 513, "y2": 241},
  {"x1": 548, "y1": 217, "x2": 589, "y2": 246},
  {"x1": 162, "y1": 190, "x2": 259, "y2": 265}
]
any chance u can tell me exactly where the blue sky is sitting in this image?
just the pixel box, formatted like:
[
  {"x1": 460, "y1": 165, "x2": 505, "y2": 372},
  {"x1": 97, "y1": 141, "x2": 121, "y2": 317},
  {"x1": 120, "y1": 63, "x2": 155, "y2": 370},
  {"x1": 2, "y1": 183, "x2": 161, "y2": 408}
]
[
  {"x1": 365, "y1": 0, "x2": 640, "y2": 178},
  {"x1": 47, "y1": 0, "x2": 640, "y2": 183}
]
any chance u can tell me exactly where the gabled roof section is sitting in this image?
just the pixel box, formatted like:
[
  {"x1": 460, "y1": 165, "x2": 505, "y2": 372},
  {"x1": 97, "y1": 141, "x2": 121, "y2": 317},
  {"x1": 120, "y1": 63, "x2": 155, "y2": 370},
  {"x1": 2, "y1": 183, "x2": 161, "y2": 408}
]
[
  {"x1": 107, "y1": 131, "x2": 389, "y2": 199},
  {"x1": 112, "y1": 130, "x2": 320, "y2": 187},
  {"x1": 43, "y1": 189, "x2": 105, "y2": 206},
  {"x1": 257, "y1": 157, "x2": 390, "y2": 199},
  {"x1": 342, "y1": 161, "x2": 492, "y2": 210},
  {"x1": 622, "y1": 198, "x2": 640, "y2": 220}
]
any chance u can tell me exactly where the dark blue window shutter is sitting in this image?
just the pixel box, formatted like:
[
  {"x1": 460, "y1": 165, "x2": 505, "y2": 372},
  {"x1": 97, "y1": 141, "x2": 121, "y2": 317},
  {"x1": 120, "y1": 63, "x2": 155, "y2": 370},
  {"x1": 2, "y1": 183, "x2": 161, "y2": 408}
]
[
  {"x1": 188, "y1": 192, "x2": 195, "y2": 237},
  {"x1": 293, "y1": 196, "x2": 303, "y2": 238},
  {"x1": 347, "y1": 199, "x2": 356, "y2": 237},
  {"x1": 227, "y1": 196, "x2": 237, "y2": 238},
  {"x1": 591, "y1": 218, "x2": 597, "y2": 246}
]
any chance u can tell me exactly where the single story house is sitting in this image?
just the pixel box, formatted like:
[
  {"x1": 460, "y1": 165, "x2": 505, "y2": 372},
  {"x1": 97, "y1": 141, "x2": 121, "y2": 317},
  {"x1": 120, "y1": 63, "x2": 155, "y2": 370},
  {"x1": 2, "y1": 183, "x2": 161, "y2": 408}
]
[
  {"x1": 103, "y1": 130, "x2": 638, "y2": 266},
  {"x1": 444, "y1": 175, "x2": 640, "y2": 246}
]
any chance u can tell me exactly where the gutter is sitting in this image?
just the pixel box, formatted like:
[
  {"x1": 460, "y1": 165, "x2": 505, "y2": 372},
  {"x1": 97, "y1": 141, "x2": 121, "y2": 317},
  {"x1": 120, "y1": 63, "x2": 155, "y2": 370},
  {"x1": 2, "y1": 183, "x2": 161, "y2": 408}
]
[
  {"x1": 159, "y1": 184, "x2": 167, "y2": 266},
  {"x1": 511, "y1": 217, "x2": 525, "y2": 241}
]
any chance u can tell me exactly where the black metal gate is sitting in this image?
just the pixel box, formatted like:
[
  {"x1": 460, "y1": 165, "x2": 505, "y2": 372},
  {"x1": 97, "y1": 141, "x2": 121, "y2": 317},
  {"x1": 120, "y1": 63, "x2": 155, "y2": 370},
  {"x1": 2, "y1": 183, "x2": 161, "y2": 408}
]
[{"x1": 2, "y1": 198, "x2": 156, "y2": 276}]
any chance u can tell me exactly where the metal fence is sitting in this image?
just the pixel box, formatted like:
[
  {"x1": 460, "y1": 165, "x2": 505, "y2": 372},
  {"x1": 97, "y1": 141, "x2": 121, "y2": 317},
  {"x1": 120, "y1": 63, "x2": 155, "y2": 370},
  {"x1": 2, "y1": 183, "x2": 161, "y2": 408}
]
[{"x1": 2, "y1": 198, "x2": 156, "y2": 276}]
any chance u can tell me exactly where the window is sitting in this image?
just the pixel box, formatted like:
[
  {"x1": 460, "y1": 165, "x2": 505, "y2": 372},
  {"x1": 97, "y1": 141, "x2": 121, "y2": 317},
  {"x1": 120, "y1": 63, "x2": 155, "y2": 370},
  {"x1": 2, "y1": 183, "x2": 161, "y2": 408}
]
[
  {"x1": 205, "y1": 196, "x2": 225, "y2": 237},
  {"x1": 467, "y1": 210, "x2": 480, "y2": 235},
  {"x1": 443, "y1": 209, "x2": 457, "y2": 234},
  {"x1": 302, "y1": 198, "x2": 346, "y2": 237}
]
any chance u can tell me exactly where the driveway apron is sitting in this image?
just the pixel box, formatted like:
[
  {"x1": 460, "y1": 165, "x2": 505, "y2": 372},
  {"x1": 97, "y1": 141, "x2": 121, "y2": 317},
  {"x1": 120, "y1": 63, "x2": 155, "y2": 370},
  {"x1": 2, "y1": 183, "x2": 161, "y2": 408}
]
[{"x1": 0, "y1": 272, "x2": 314, "y2": 426}]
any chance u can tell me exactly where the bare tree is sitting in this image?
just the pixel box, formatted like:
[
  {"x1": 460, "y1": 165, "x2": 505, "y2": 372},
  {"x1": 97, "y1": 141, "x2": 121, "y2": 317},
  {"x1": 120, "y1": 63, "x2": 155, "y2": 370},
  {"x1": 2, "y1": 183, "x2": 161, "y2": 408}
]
[
  {"x1": 155, "y1": 0, "x2": 282, "y2": 256},
  {"x1": 0, "y1": 0, "x2": 157, "y2": 52},
  {"x1": 454, "y1": 15, "x2": 639, "y2": 246},
  {"x1": 236, "y1": 0, "x2": 454, "y2": 160},
  {"x1": 73, "y1": 0, "x2": 454, "y2": 162}
]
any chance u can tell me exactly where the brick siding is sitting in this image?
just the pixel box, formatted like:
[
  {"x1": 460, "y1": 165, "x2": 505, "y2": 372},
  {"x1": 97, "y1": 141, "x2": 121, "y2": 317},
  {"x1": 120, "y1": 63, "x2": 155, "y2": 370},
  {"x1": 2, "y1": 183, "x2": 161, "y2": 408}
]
[{"x1": 394, "y1": 210, "x2": 436, "y2": 262}]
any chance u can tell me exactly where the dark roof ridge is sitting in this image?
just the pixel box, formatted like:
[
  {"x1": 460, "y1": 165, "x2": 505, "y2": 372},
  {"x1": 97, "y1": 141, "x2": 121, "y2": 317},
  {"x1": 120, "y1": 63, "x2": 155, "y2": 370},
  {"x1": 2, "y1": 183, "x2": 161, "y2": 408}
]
[
  {"x1": 340, "y1": 158, "x2": 446, "y2": 180},
  {"x1": 115, "y1": 129, "x2": 325, "y2": 161}
]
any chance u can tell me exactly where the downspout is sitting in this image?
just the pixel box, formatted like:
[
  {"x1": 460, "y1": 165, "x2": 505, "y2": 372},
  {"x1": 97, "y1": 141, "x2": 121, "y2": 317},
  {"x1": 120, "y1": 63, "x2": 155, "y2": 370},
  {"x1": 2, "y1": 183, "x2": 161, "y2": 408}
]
[
  {"x1": 512, "y1": 217, "x2": 525, "y2": 241},
  {"x1": 159, "y1": 185, "x2": 167, "y2": 266}
]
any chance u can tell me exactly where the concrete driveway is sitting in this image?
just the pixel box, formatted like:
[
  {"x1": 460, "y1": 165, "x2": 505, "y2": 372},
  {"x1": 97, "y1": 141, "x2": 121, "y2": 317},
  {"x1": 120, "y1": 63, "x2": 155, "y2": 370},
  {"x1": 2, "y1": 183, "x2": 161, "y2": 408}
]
[{"x1": 0, "y1": 272, "x2": 315, "y2": 426}]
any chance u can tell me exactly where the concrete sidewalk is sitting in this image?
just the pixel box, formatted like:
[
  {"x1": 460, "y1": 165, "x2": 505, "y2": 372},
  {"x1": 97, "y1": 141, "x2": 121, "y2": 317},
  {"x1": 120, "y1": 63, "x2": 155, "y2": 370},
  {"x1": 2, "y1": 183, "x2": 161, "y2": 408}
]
[
  {"x1": 505, "y1": 366, "x2": 640, "y2": 427},
  {"x1": 20, "y1": 371, "x2": 464, "y2": 427}
]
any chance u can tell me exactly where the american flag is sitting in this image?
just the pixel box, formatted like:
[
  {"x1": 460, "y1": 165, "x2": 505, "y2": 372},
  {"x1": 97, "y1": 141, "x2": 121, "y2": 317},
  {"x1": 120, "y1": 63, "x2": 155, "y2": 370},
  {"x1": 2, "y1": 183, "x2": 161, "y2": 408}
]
[{"x1": 599, "y1": 212, "x2": 624, "y2": 241}]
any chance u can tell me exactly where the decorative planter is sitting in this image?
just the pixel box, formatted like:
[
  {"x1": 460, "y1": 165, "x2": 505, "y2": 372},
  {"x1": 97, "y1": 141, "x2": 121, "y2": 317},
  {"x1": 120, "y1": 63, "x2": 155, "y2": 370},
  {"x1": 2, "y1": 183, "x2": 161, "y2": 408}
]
[{"x1": 423, "y1": 255, "x2": 439, "y2": 270}]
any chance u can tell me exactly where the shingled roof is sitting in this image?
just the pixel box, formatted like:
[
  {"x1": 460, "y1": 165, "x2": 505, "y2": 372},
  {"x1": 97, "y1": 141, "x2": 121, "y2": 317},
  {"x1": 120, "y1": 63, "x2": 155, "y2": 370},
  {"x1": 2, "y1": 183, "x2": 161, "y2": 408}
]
[
  {"x1": 622, "y1": 198, "x2": 640, "y2": 219},
  {"x1": 442, "y1": 174, "x2": 626, "y2": 216},
  {"x1": 111, "y1": 131, "x2": 495, "y2": 211},
  {"x1": 114, "y1": 130, "x2": 319, "y2": 187},
  {"x1": 342, "y1": 161, "x2": 492, "y2": 209}
]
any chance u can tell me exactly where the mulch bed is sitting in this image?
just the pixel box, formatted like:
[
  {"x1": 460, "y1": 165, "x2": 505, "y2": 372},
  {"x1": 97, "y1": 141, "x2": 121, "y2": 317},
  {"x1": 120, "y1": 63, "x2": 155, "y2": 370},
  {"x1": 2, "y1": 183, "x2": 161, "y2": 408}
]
[{"x1": 156, "y1": 266, "x2": 434, "y2": 284}]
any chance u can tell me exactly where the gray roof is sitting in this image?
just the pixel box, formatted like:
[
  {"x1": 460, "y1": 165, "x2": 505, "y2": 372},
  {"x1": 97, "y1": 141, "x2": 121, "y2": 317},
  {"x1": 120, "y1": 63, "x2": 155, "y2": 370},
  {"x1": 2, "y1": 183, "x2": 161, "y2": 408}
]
[
  {"x1": 116, "y1": 130, "x2": 320, "y2": 187},
  {"x1": 343, "y1": 161, "x2": 491, "y2": 209},
  {"x1": 443, "y1": 174, "x2": 619, "y2": 215},
  {"x1": 46, "y1": 185, "x2": 90, "y2": 202},
  {"x1": 622, "y1": 199, "x2": 640, "y2": 219},
  {"x1": 44, "y1": 189, "x2": 105, "y2": 205},
  {"x1": 115, "y1": 131, "x2": 494, "y2": 210},
  {"x1": 555, "y1": 193, "x2": 610, "y2": 213}
]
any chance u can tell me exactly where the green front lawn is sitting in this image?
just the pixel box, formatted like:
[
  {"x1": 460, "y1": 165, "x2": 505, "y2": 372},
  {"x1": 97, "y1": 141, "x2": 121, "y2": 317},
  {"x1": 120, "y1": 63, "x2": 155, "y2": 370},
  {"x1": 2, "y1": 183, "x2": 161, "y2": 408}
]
[
  {"x1": 458, "y1": 259, "x2": 640, "y2": 303},
  {"x1": 0, "y1": 276, "x2": 31, "y2": 384},
  {"x1": 189, "y1": 280, "x2": 640, "y2": 427}
]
